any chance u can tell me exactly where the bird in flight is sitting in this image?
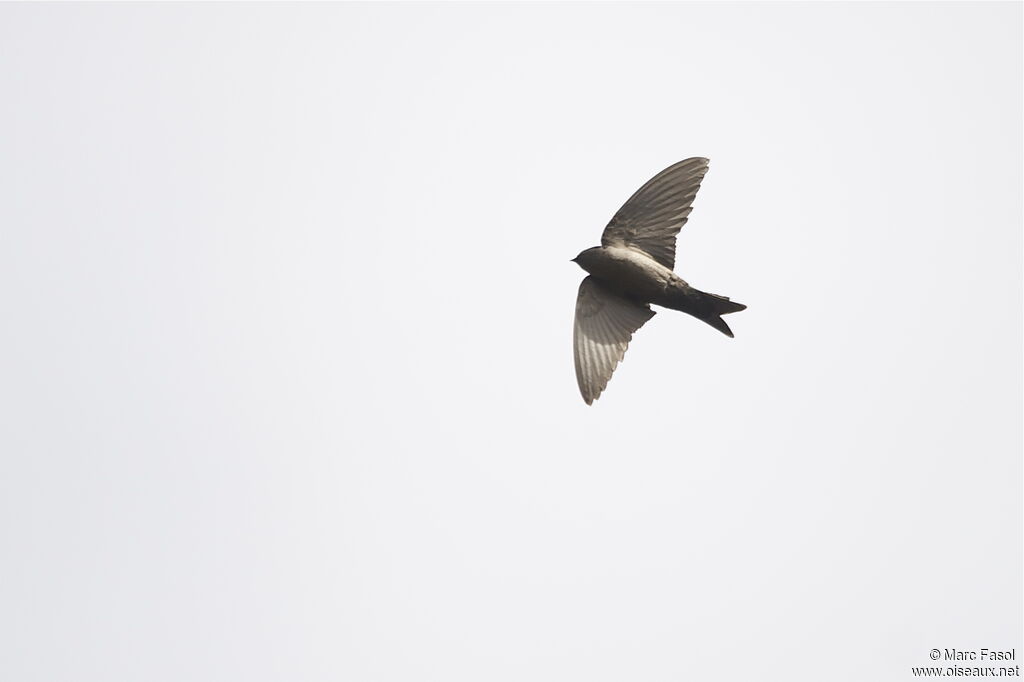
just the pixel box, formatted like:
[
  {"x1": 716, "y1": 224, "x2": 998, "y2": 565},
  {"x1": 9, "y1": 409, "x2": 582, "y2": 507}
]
[{"x1": 571, "y1": 157, "x2": 745, "y2": 405}]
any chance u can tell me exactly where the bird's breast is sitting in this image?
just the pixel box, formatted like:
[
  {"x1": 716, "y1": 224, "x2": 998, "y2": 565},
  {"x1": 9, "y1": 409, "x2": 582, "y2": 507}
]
[{"x1": 582, "y1": 246, "x2": 673, "y2": 301}]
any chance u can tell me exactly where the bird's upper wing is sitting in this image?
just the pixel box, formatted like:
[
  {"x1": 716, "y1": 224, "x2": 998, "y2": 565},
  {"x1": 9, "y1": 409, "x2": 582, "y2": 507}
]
[
  {"x1": 600, "y1": 157, "x2": 710, "y2": 270},
  {"x1": 573, "y1": 276, "x2": 655, "y2": 405}
]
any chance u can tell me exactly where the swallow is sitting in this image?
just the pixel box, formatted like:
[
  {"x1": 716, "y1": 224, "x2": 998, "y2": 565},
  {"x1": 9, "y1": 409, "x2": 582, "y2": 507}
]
[{"x1": 571, "y1": 157, "x2": 745, "y2": 404}]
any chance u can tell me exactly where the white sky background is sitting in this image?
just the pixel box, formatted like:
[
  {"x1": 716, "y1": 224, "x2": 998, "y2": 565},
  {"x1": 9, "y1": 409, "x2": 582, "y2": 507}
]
[{"x1": 1, "y1": 3, "x2": 1021, "y2": 680}]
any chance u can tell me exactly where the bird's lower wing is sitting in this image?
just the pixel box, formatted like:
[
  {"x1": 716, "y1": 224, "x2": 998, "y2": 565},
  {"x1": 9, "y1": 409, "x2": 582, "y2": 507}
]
[{"x1": 573, "y1": 276, "x2": 655, "y2": 405}]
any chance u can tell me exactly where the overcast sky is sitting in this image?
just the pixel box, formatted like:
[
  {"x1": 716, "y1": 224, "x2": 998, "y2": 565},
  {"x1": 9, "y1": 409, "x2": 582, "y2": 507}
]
[{"x1": 1, "y1": 3, "x2": 1021, "y2": 681}]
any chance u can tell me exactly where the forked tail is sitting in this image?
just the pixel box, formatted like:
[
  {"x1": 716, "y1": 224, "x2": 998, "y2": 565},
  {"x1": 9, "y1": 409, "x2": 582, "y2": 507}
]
[{"x1": 667, "y1": 287, "x2": 746, "y2": 337}]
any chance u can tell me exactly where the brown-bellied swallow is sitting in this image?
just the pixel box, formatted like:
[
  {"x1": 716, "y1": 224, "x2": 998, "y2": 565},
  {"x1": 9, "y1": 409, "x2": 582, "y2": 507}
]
[{"x1": 571, "y1": 157, "x2": 745, "y2": 405}]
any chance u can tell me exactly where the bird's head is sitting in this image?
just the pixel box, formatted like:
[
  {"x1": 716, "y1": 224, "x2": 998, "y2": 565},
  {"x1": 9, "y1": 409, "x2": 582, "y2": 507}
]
[{"x1": 571, "y1": 246, "x2": 601, "y2": 273}]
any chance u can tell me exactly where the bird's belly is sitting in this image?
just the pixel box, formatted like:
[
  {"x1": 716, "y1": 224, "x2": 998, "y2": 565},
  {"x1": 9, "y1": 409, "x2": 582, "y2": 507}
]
[{"x1": 586, "y1": 247, "x2": 672, "y2": 300}]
